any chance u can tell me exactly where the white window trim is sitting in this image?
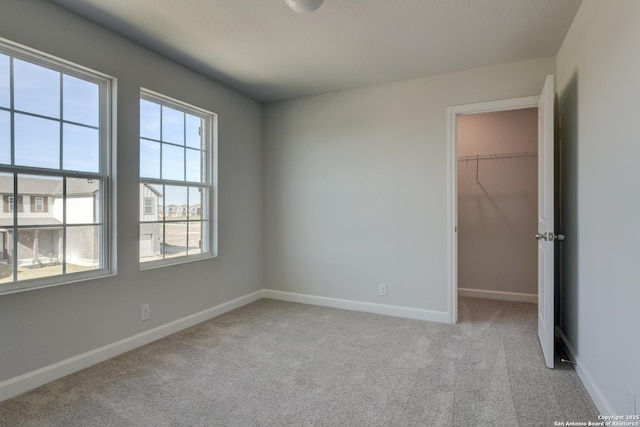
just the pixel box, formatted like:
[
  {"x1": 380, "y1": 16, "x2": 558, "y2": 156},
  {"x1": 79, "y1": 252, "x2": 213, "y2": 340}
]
[
  {"x1": 34, "y1": 196, "x2": 44, "y2": 212},
  {"x1": 143, "y1": 197, "x2": 154, "y2": 215},
  {"x1": 139, "y1": 88, "x2": 218, "y2": 270},
  {"x1": 0, "y1": 37, "x2": 116, "y2": 296}
]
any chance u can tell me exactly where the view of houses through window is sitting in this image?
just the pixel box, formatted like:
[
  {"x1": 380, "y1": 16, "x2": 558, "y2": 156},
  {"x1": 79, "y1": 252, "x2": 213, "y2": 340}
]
[
  {"x1": 0, "y1": 175, "x2": 102, "y2": 283},
  {"x1": 0, "y1": 41, "x2": 110, "y2": 290}
]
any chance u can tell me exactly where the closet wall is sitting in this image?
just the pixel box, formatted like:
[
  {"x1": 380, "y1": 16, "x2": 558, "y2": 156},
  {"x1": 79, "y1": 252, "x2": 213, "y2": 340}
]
[{"x1": 457, "y1": 108, "x2": 538, "y2": 299}]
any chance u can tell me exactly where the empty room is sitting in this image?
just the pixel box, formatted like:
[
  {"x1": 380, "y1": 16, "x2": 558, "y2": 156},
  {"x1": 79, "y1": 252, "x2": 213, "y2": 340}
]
[{"x1": 0, "y1": 0, "x2": 638, "y2": 426}]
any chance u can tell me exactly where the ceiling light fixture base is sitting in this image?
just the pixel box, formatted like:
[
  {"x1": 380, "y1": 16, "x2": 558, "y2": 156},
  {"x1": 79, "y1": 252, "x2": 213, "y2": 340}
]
[{"x1": 285, "y1": 0, "x2": 324, "y2": 14}]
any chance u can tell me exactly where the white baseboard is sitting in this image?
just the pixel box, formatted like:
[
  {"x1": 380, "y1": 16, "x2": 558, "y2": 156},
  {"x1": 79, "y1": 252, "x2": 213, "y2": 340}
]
[
  {"x1": 0, "y1": 290, "x2": 264, "y2": 403},
  {"x1": 556, "y1": 326, "x2": 614, "y2": 416},
  {"x1": 458, "y1": 287, "x2": 537, "y2": 304},
  {"x1": 263, "y1": 289, "x2": 449, "y2": 324}
]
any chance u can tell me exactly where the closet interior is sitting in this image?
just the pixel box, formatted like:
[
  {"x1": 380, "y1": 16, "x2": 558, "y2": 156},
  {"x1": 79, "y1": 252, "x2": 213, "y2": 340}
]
[{"x1": 457, "y1": 108, "x2": 538, "y2": 302}]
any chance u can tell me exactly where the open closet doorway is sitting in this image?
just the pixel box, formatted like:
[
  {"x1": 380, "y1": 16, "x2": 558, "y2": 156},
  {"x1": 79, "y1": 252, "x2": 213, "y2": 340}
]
[
  {"x1": 456, "y1": 108, "x2": 538, "y2": 304},
  {"x1": 447, "y1": 96, "x2": 540, "y2": 324}
]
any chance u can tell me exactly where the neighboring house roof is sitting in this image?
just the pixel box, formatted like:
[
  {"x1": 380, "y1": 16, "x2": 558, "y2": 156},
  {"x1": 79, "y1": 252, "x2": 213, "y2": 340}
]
[
  {"x1": 0, "y1": 177, "x2": 60, "y2": 195},
  {"x1": 142, "y1": 183, "x2": 162, "y2": 197},
  {"x1": 66, "y1": 179, "x2": 100, "y2": 197},
  {"x1": 0, "y1": 217, "x2": 62, "y2": 227},
  {"x1": 0, "y1": 176, "x2": 99, "y2": 197}
]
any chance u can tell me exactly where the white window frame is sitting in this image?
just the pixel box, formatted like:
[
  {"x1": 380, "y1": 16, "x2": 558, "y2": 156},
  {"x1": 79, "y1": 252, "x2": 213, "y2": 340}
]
[
  {"x1": 8, "y1": 195, "x2": 14, "y2": 212},
  {"x1": 139, "y1": 89, "x2": 217, "y2": 269},
  {"x1": 143, "y1": 197, "x2": 154, "y2": 215},
  {"x1": 34, "y1": 196, "x2": 44, "y2": 212},
  {"x1": 0, "y1": 38, "x2": 114, "y2": 295}
]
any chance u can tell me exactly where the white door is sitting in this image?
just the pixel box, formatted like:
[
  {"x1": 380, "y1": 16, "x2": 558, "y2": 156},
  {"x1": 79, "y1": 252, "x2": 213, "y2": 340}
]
[{"x1": 537, "y1": 75, "x2": 557, "y2": 369}]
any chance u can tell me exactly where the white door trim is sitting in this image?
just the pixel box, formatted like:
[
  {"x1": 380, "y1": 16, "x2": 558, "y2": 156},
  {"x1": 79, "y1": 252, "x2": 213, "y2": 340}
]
[{"x1": 446, "y1": 95, "x2": 539, "y2": 324}]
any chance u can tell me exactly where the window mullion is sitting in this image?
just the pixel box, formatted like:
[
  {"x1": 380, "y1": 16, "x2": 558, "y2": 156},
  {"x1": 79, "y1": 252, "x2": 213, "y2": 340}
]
[
  {"x1": 9, "y1": 56, "x2": 15, "y2": 167},
  {"x1": 0, "y1": 165, "x2": 102, "y2": 180},
  {"x1": 186, "y1": 187, "x2": 189, "y2": 254},
  {"x1": 140, "y1": 177, "x2": 207, "y2": 188},
  {"x1": 12, "y1": 172, "x2": 17, "y2": 282},
  {"x1": 202, "y1": 120, "x2": 207, "y2": 185},
  {"x1": 159, "y1": 106, "x2": 163, "y2": 180},
  {"x1": 183, "y1": 112, "x2": 187, "y2": 182},
  {"x1": 62, "y1": 177, "x2": 66, "y2": 275},
  {"x1": 99, "y1": 80, "x2": 107, "y2": 177},
  {"x1": 99, "y1": 178, "x2": 105, "y2": 269},
  {"x1": 162, "y1": 184, "x2": 166, "y2": 259},
  {"x1": 59, "y1": 72, "x2": 63, "y2": 170}
]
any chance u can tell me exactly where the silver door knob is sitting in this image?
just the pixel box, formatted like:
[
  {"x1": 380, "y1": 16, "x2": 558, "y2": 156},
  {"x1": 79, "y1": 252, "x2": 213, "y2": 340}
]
[
  {"x1": 546, "y1": 232, "x2": 566, "y2": 241},
  {"x1": 535, "y1": 233, "x2": 547, "y2": 241}
]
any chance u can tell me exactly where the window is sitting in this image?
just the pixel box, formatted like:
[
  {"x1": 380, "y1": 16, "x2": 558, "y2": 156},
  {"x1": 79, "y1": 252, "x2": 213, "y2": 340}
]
[
  {"x1": 4, "y1": 195, "x2": 22, "y2": 212},
  {"x1": 34, "y1": 196, "x2": 45, "y2": 212},
  {"x1": 143, "y1": 197, "x2": 154, "y2": 215},
  {"x1": 0, "y1": 39, "x2": 112, "y2": 294},
  {"x1": 139, "y1": 90, "x2": 216, "y2": 267}
]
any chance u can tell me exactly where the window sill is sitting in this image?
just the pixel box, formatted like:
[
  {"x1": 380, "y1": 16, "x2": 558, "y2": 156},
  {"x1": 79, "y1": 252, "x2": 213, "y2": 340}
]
[
  {"x1": 0, "y1": 268, "x2": 116, "y2": 296},
  {"x1": 139, "y1": 252, "x2": 217, "y2": 271}
]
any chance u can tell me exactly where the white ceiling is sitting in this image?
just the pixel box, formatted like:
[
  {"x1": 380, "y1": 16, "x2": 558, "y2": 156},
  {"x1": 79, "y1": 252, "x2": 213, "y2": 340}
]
[{"x1": 50, "y1": 0, "x2": 582, "y2": 102}]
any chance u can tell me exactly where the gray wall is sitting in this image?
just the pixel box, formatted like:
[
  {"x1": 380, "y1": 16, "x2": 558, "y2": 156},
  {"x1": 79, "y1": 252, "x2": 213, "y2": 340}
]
[
  {"x1": 264, "y1": 57, "x2": 555, "y2": 312},
  {"x1": 457, "y1": 109, "x2": 538, "y2": 296},
  {"x1": 0, "y1": 0, "x2": 263, "y2": 382},
  {"x1": 556, "y1": 0, "x2": 640, "y2": 415}
]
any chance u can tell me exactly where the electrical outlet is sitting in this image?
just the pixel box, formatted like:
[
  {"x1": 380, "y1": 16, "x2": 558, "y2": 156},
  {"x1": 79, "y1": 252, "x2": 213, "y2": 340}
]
[
  {"x1": 141, "y1": 304, "x2": 151, "y2": 321},
  {"x1": 378, "y1": 283, "x2": 387, "y2": 296},
  {"x1": 627, "y1": 387, "x2": 636, "y2": 416}
]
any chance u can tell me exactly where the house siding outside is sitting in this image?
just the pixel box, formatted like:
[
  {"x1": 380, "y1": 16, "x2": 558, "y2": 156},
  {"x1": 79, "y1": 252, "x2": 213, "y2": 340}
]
[
  {"x1": 0, "y1": 177, "x2": 100, "y2": 267},
  {"x1": 139, "y1": 183, "x2": 162, "y2": 258}
]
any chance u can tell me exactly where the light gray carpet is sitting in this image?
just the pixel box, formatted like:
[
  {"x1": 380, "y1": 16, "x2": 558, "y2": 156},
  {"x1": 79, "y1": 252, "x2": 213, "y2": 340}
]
[{"x1": 0, "y1": 297, "x2": 598, "y2": 426}]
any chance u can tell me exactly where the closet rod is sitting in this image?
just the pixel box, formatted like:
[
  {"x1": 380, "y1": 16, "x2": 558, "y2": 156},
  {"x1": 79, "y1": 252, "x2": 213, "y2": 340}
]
[
  {"x1": 458, "y1": 151, "x2": 537, "y2": 184},
  {"x1": 457, "y1": 151, "x2": 537, "y2": 162}
]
